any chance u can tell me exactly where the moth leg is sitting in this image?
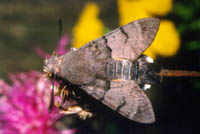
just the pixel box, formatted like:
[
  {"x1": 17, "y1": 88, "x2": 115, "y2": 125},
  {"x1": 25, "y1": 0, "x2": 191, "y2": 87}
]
[
  {"x1": 78, "y1": 108, "x2": 93, "y2": 120},
  {"x1": 55, "y1": 86, "x2": 92, "y2": 119},
  {"x1": 55, "y1": 86, "x2": 69, "y2": 105},
  {"x1": 54, "y1": 86, "x2": 60, "y2": 95},
  {"x1": 60, "y1": 87, "x2": 68, "y2": 98},
  {"x1": 59, "y1": 106, "x2": 93, "y2": 120}
]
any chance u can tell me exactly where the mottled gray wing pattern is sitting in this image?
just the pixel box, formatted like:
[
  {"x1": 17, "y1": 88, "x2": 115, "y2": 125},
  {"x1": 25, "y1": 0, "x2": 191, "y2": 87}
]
[
  {"x1": 81, "y1": 18, "x2": 160, "y2": 61},
  {"x1": 79, "y1": 18, "x2": 158, "y2": 123},
  {"x1": 81, "y1": 80, "x2": 155, "y2": 124}
]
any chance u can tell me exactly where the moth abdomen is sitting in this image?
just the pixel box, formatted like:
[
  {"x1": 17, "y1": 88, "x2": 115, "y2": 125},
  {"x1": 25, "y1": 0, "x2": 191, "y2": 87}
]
[
  {"x1": 106, "y1": 59, "x2": 133, "y2": 80},
  {"x1": 106, "y1": 55, "x2": 161, "y2": 90}
]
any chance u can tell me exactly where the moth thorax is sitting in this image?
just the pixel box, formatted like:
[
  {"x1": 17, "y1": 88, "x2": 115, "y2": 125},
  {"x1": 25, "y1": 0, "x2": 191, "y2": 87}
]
[{"x1": 106, "y1": 55, "x2": 160, "y2": 90}]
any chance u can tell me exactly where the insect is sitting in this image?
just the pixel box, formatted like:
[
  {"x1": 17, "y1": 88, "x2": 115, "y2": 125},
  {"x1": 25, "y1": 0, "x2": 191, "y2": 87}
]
[{"x1": 44, "y1": 18, "x2": 200, "y2": 124}]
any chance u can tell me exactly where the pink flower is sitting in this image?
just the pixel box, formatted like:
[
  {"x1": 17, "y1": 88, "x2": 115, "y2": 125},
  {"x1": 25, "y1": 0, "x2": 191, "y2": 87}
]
[
  {"x1": 0, "y1": 71, "x2": 77, "y2": 134},
  {"x1": 34, "y1": 35, "x2": 69, "y2": 59},
  {"x1": 0, "y1": 34, "x2": 78, "y2": 134}
]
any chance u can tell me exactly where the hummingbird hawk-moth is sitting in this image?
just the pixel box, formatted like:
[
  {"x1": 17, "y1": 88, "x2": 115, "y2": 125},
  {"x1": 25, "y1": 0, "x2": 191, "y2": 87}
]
[{"x1": 44, "y1": 18, "x2": 160, "y2": 124}]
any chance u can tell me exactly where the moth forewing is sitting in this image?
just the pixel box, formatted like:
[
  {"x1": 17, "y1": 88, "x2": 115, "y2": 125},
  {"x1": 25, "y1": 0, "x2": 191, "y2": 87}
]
[{"x1": 82, "y1": 18, "x2": 160, "y2": 60}]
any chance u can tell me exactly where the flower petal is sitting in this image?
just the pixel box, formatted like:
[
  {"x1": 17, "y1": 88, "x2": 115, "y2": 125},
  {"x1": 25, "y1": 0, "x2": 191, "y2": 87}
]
[
  {"x1": 57, "y1": 35, "x2": 69, "y2": 55},
  {"x1": 118, "y1": 0, "x2": 151, "y2": 25},
  {"x1": 72, "y1": 2, "x2": 104, "y2": 48},
  {"x1": 118, "y1": 0, "x2": 172, "y2": 19},
  {"x1": 140, "y1": 0, "x2": 172, "y2": 16}
]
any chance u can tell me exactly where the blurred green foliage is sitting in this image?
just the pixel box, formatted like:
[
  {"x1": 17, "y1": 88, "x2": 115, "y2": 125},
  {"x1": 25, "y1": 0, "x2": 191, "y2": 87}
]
[{"x1": 173, "y1": 0, "x2": 200, "y2": 50}]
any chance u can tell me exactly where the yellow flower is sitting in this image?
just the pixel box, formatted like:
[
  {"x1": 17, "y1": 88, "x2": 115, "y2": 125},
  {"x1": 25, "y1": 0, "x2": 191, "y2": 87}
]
[
  {"x1": 140, "y1": 0, "x2": 173, "y2": 16},
  {"x1": 118, "y1": 0, "x2": 172, "y2": 25},
  {"x1": 143, "y1": 20, "x2": 180, "y2": 58},
  {"x1": 118, "y1": 0, "x2": 180, "y2": 59},
  {"x1": 118, "y1": 0, "x2": 151, "y2": 25},
  {"x1": 72, "y1": 3, "x2": 104, "y2": 48}
]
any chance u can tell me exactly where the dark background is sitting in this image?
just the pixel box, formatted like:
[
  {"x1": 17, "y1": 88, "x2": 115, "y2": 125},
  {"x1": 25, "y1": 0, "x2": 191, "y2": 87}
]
[{"x1": 0, "y1": 0, "x2": 200, "y2": 134}]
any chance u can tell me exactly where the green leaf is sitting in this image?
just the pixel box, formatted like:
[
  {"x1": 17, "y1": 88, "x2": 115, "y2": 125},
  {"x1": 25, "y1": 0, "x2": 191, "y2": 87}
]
[
  {"x1": 103, "y1": 26, "x2": 110, "y2": 34},
  {"x1": 177, "y1": 23, "x2": 187, "y2": 34},
  {"x1": 189, "y1": 19, "x2": 200, "y2": 30},
  {"x1": 174, "y1": 3, "x2": 194, "y2": 20},
  {"x1": 186, "y1": 41, "x2": 200, "y2": 50}
]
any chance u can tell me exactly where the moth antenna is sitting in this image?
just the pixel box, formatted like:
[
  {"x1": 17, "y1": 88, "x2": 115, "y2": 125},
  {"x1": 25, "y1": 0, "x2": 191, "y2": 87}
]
[
  {"x1": 157, "y1": 69, "x2": 200, "y2": 77},
  {"x1": 52, "y1": 19, "x2": 63, "y2": 56},
  {"x1": 58, "y1": 19, "x2": 62, "y2": 42},
  {"x1": 48, "y1": 74, "x2": 56, "y2": 113}
]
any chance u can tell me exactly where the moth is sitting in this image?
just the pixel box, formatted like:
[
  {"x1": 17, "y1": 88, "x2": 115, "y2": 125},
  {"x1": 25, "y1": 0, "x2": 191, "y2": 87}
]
[
  {"x1": 44, "y1": 18, "x2": 200, "y2": 124},
  {"x1": 43, "y1": 18, "x2": 160, "y2": 124}
]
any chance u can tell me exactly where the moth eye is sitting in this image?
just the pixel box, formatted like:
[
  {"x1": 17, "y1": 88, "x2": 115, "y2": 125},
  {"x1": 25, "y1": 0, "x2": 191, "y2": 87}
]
[{"x1": 45, "y1": 56, "x2": 61, "y2": 74}]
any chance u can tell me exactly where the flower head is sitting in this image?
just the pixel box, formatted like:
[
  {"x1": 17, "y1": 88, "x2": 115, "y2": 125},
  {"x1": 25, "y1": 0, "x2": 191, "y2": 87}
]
[{"x1": 0, "y1": 71, "x2": 76, "y2": 134}]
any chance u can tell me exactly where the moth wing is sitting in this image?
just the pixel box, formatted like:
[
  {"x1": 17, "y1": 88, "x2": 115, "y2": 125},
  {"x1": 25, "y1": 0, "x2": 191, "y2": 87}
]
[
  {"x1": 82, "y1": 18, "x2": 160, "y2": 60},
  {"x1": 82, "y1": 80, "x2": 155, "y2": 124}
]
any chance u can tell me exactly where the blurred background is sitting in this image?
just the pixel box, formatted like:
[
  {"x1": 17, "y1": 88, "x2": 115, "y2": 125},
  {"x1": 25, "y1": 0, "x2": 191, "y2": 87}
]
[{"x1": 0, "y1": 0, "x2": 200, "y2": 134}]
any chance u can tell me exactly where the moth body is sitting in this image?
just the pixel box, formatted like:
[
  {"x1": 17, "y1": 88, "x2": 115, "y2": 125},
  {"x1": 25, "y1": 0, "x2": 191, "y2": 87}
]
[{"x1": 45, "y1": 18, "x2": 160, "y2": 123}]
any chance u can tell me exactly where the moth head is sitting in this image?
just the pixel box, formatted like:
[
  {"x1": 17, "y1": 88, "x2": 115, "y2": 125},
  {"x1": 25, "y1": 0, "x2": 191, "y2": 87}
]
[
  {"x1": 43, "y1": 55, "x2": 63, "y2": 113},
  {"x1": 44, "y1": 55, "x2": 63, "y2": 79}
]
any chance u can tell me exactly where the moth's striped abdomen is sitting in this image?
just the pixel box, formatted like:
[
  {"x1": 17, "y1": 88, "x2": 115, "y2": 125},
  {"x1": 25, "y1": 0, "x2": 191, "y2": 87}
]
[
  {"x1": 106, "y1": 55, "x2": 160, "y2": 90},
  {"x1": 106, "y1": 59, "x2": 133, "y2": 80}
]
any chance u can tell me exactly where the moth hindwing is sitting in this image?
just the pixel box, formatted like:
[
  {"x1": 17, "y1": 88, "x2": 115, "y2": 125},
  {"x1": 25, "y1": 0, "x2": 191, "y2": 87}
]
[{"x1": 45, "y1": 18, "x2": 160, "y2": 123}]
